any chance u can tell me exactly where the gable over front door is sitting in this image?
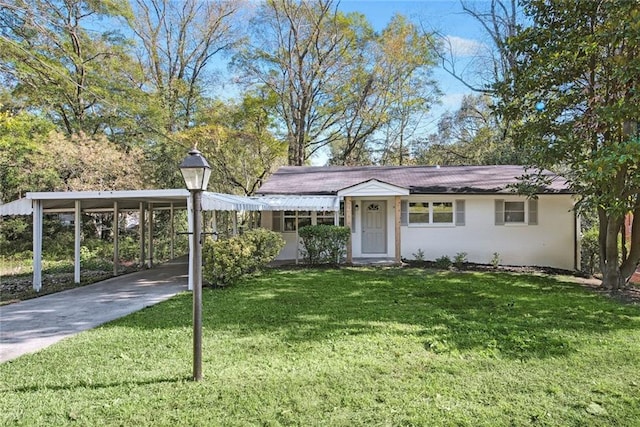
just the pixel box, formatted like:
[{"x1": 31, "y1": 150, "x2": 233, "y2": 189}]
[{"x1": 362, "y1": 200, "x2": 386, "y2": 254}]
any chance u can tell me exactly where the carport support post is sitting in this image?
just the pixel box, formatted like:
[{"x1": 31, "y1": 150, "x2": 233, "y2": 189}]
[
  {"x1": 139, "y1": 202, "x2": 146, "y2": 267},
  {"x1": 147, "y1": 203, "x2": 153, "y2": 268},
  {"x1": 32, "y1": 199, "x2": 43, "y2": 291},
  {"x1": 74, "y1": 200, "x2": 81, "y2": 284},
  {"x1": 113, "y1": 201, "x2": 119, "y2": 276},
  {"x1": 170, "y1": 203, "x2": 175, "y2": 259}
]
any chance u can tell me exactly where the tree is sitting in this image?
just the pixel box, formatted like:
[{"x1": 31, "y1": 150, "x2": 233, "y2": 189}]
[
  {"x1": 33, "y1": 131, "x2": 145, "y2": 191},
  {"x1": 330, "y1": 14, "x2": 438, "y2": 166},
  {"x1": 177, "y1": 92, "x2": 286, "y2": 195},
  {"x1": 431, "y1": 0, "x2": 520, "y2": 94},
  {"x1": 234, "y1": 0, "x2": 372, "y2": 165},
  {"x1": 0, "y1": 108, "x2": 54, "y2": 202},
  {"x1": 414, "y1": 94, "x2": 523, "y2": 166},
  {"x1": 0, "y1": 0, "x2": 144, "y2": 137},
  {"x1": 497, "y1": 0, "x2": 640, "y2": 289},
  {"x1": 130, "y1": 0, "x2": 244, "y2": 133}
]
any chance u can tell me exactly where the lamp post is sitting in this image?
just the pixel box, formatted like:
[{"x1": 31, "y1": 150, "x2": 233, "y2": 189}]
[{"x1": 179, "y1": 147, "x2": 211, "y2": 382}]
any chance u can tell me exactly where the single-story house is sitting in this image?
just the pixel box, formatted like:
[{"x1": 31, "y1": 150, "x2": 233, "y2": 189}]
[{"x1": 256, "y1": 165, "x2": 579, "y2": 270}]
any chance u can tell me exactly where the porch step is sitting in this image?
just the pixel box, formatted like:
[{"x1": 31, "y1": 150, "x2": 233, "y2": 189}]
[{"x1": 351, "y1": 258, "x2": 400, "y2": 266}]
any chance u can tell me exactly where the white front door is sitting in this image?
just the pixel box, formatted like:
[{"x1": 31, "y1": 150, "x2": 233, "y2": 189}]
[{"x1": 362, "y1": 201, "x2": 386, "y2": 254}]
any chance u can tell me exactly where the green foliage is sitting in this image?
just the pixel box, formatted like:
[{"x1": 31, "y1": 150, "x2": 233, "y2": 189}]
[
  {"x1": 0, "y1": 0, "x2": 142, "y2": 137},
  {"x1": 581, "y1": 226, "x2": 600, "y2": 275},
  {"x1": 0, "y1": 110, "x2": 55, "y2": 202},
  {"x1": 298, "y1": 225, "x2": 351, "y2": 265},
  {"x1": 453, "y1": 251, "x2": 468, "y2": 268},
  {"x1": 203, "y1": 228, "x2": 284, "y2": 286},
  {"x1": 434, "y1": 255, "x2": 452, "y2": 269},
  {"x1": 414, "y1": 95, "x2": 524, "y2": 166},
  {"x1": 177, "y1": 94, "x2": 287, "y2": 195},
  {"x1": 412, "y1": 248, "x2": 425, "y2": 261},
  {"x1": 491, "y1": 252, "x2": 501, "y2": 269}
]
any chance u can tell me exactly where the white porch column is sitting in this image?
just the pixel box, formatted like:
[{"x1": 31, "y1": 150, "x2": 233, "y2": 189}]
[
  {"x1": 113, "y1": 201, "x2": 119, "y2": 276},
  {"x1": 147, "y1": 203, "x2": 153, "y2": 268},
  {"x1": 187, "y1": 195, "x2": 194, "y2": 291},
  {"x1": 139, "y1": 202, "x2": 146, "y2": 267},
  {"x1": 345, "y1": 196, "x2": 353, "y2": 264},
  {"x1": 74, "y1": 200, "x2": 81, "y2": 284},
  {"x1": 394, "y1": 196, "x2": 401, "y2": 264},
  {"x1": 32, "y1": 199, "x2": 43, "y2": 291}
]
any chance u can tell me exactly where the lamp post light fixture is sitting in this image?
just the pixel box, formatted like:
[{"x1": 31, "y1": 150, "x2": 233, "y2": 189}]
[{"x1": 179, "y1": 147, "x2": 211, "y2": 381}]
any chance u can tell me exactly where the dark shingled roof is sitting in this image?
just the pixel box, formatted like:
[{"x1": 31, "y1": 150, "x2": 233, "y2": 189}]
[{"x1": 257, "y1": 165, "x2": 571, "y2": 195}]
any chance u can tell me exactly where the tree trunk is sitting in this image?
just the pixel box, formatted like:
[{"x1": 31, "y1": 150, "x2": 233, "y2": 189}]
[
  {"x1": 600, "y1": 213, "x2": 624, "y2": 290},
  {"x1": 620, "y1": 206, "x2": 640, "y2": 284}
]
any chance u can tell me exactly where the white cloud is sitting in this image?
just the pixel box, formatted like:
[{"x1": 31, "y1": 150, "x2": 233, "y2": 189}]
[
  {"x1": 440, "y1": 93, "x2": 466, "y2": 109},
  {"x1": 442, "y1": 35, "x2": 486, "y2": 57}
]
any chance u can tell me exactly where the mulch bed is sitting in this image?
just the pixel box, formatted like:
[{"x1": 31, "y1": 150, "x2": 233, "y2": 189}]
[{"x1": 0, "y1": 266, "x2": 143, "y2": 306}]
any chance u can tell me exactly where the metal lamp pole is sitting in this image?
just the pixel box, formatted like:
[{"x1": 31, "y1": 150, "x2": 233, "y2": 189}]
[
  {"x1": 191, "y1": 188, "x2": 203, "y2": 381},
  {"x1": 179, "y1": 148, "x2": 211, "y2": 382}
]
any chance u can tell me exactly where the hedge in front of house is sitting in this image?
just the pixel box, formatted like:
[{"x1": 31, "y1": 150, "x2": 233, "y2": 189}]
[
  {"x1": 203, "y1": 228, "x2": 284, "y2": 286},
  {"x1": 299, "y1": 225, "x2": 350, "y2": 265}
]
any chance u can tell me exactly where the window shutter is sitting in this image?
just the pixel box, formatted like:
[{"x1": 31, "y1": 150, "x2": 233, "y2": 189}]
[
  {"x1": 400, "y1": 200, "x2": 408, "y2": 226},
  {"x1": 455, "y1": 200, "x2": 465, "y2": 226},
  {"x1": 495, "y1": 200, "x2": 505, "y2": 225},
  {"x1": 528, "y1": 198, "x2": 538, "y2": 225}
]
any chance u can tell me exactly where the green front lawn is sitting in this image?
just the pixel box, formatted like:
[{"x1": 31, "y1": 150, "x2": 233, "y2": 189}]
[{"x1": 1, "y1": 268, "x2": 639, "y2": 426}]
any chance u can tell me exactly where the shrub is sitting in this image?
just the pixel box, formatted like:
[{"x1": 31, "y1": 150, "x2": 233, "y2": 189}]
[
  {"x1": 491, "y1": 252, "x2": 501, "y2": 268},
  {"x1": 413, "y1": 249, "x2": 425, "y2": 261},
  {"x1": 203, "y1": 228, "x2": 284, "y2": 286},
  {"x1": 581, "y1": 226, "x2": 599, "y2": 275},
  {"x1": 454, "y1": 252, "x2": 468, "y2": 269},
  {"x1": 434, "y1": 255, "x2": 452, "y2": 270},
  {"x1": 298, "y1": 225, "x2": 350, "y2": 265}
]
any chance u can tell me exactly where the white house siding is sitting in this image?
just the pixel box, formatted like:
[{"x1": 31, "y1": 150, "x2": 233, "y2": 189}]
[
  {"x1": 400, "y1": 194, "x2": 576, "y2": 270},
  {"x1": 263, "y1": 194, "x2": 577, "y2": 270},
  {"x1": 260, "y1": 211, "x2": 308, "y2": 262}
]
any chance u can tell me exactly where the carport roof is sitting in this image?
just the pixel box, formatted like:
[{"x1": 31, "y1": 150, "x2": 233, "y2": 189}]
[
  {"x1": 0, "y1": 189, "x2": 190, "y2": 215},
  {"x1": 0, "y1": 190, "x2": 340, "y2": 215}
]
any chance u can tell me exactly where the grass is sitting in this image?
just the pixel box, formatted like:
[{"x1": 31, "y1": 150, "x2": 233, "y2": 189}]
[{"x1": 1, "y1": 268, "x2": 640, "y2": 426}]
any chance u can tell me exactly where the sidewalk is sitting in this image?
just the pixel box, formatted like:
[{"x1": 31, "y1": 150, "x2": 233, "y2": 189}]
[{"x1": 0, "y1": 259, "x2": 188, "y2": 363}]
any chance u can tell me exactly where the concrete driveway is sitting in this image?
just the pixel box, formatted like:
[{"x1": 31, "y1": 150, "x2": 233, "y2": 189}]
[{"x1": 0, "y1": 259, "x2": 188, "y2": 363}]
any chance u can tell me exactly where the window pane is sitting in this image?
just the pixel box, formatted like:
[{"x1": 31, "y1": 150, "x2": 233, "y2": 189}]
[
  {"x1": 284, "y1": 217, "x2": 296, "y2": 231},
  {"x1": 317, "y1": 217, "x2": 334, "y2": 225},
  {"x1": 432, "y1": 202, "x2": 453, "y2": 223},
  {"x1": 409, "y1": 202, "x2": 429, "y2": 224},
  {"x1": 298, "y1": 217, "x2": 312, "y2": 228},
  {"x1": 504, "y1": 201, "x2": 525, "y2": 223},
  {"x1": 272, "y1": 211, "x2": 282, "y2": 232}
]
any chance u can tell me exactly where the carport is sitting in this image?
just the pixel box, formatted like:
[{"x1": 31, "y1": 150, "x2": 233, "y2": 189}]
[{"x1": 0, "y1": 190, "x2": 269, "y2": 291}]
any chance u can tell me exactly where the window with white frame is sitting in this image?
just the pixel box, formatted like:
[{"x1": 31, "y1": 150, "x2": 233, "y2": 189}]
[
  {"x1": 408, "y1": 201, "x2": 454, "y2": 225},
  {"x1": 495, "y1": 199, "x2": 538, "y2": 225}
]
